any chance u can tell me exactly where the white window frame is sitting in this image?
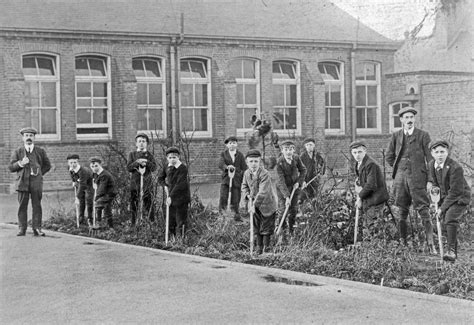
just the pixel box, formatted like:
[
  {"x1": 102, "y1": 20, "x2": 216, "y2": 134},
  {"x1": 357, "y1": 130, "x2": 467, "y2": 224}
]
[
  {"x1": 271, "y1": 60, "x2": 301, "y2": 136},
  {"x1": 389, "y1": 101, "x2": 410, "y2": 132},
  {"x1": 75, "y1": 55, "x2": 112, "y2": 140},
  {"x1": 318, "y1": 61, "x2": 345, "y2": 134},
  {"x1": 355, "y1": 61, "x2": 381, "y2": 134},
  {"x1": 133, "y1": 57, "x2": 167, "y2": 137},
  {"x1": 22, "y1": 53, "x2": 61, "y2": 141},
  {"x1": 230, "y1": 58, "x2": 260, "y2": 136},
  {"x1": 179, "y1": 57, "x2": 212, "y2": 137}
]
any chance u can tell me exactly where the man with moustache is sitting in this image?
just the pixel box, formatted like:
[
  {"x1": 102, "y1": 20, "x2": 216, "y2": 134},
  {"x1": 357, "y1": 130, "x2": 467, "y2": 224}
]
[
  {"x1": 9, "y1": 127, "x2": 51, "y2": 236},
  {"x1": 386, "y1": 107, "x2": 435, "y2": 252}
]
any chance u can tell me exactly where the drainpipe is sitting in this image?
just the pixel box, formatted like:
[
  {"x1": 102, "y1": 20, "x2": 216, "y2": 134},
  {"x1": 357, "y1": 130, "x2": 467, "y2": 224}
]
[
  {"x1": 170, "y1": 14, "x2": 185, "y2": 144},
  {"x1": 350, "y1": 43, "x2": 357, "y2": 142}
]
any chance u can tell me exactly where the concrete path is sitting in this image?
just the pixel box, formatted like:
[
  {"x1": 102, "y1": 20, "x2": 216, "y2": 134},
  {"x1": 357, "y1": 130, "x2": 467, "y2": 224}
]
[{"x1": 0, "y1": 224, "x2": 472, "y2": 324}]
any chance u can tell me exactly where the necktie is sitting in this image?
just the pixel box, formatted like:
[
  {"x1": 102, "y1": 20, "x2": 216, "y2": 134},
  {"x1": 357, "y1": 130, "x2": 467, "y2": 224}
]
[{"x1": 436, "y1": 166, "x2": 442, "y2": 183}]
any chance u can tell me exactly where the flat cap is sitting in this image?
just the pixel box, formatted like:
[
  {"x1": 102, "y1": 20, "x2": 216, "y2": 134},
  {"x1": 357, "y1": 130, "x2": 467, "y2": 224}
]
[
  {"x1": 89, "y1": 156, "x2": 102, "y2": 164},
  {"x1": 224, "y1": 136, "x2": 238, "y2": 144},
  {"x1": 66, "y1": 154, "x2": 80, "y2": 160},
  {"x1": 349, "y1": 140, "x2": 367, "y2": 149},
  {"x1": 398, "y1": 106, "x2": 417, "y2": 117},
  {"x1": 165, "y1": 146, "x2": 180, "y2": 156},
  {"x1": 19, "y1": 127, "x2": 38, "y2": 135},
  {"x1": 429, "y1": 139, "x2": 450, "y2": 150},
  {"x1": 303, "y1": 137, "x2": 315, "y2": 145},
  {"x1": 135, "y1": 133, "x2": 150, "y2": 143},
  {"x1": 246, "y1": 149, "x2": 261, "y2": 158},
  {"x1": 279, "y1": 140, "x2": 295, "y2": 147}
]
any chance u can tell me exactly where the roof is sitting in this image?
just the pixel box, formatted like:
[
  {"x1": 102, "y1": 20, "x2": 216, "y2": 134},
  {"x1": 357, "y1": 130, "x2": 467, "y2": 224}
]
[{"x1": 0, "y1": 0, "x2": 395, "y2": 45}]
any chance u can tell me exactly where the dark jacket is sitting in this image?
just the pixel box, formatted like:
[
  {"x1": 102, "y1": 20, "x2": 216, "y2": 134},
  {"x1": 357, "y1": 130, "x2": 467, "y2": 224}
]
[
  {"x1": 241, "y1": 166, "x2": 277, "y2": 217},
  {"x1": 69, "y1": 166, "x2": 93, "y2": 191},
  {"x1": 218, "y1": 149, "x2": 247, "y2": 187},
  {"x1": 276, "y1": 154, "x2": 307, "y2": 198},
  {"x1": 429, "y1": 157, "x2": 471, "y2": 214},
  {"x1": 158, "y1": 163, "x2": 191, "y2": 207},
  {"x1": 356, "y1": 155, "x2": 389, "y2": 210},
  {"x1": 9, "y1": 146, "x2": 51, "y2": 191},
  {"x1": 127, "y1": 150, "x2": 157, "y2": 191},
  {"x1": 93, "y1": 169, "x2": 116, "y2": 205},
  {"x1": 300, "y1": 150, "x2": 325, "y2": 181},
  {"x1": 386, "y1": 127, "x2": 431, "y2": 184}
]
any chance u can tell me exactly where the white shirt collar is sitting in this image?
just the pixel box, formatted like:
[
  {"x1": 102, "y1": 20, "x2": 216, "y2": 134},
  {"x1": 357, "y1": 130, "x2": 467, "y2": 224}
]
[
  {"x1": 168, "y1": 161, "x2": 182, "y2": 169},
  {"x1": 435, "y1": 162, "x2": 444, "y2": 169},
  {"x1": 70, "y1": 165, "x2": 81, "y2": 173},
  {"x1": 137, "y1": 149, "x2": 147, "y2": 152},
  {"x1": 24, "y1": 144, "x2": 35, "y2": 152},
  {"x1": 404, "y1": 128, "x2": 414, "y2": 136}
]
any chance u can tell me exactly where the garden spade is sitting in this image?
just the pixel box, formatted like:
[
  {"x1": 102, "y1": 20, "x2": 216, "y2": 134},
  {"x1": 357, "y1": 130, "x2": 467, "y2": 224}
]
[
  {"x1": 74, "y1": 185, "x2": 80, "y2": 228},
  {"x1": 165, "y1": 187, "x2": 170, "y2": 245},
  {"x1": 249, "y1": 199, "x2": 254, "y2": 255},
  {"x1": 137, "y1": 165, "x2": 146, "y2": 225},
  {"x1": 354, "y1": 179, "x2": 362, "y2": 245},
  {"x1": 276, "y1": 184, "x2": 298, "y2": 235},
  {"x1": 430, "y1": 186, "x2": 443, "y2": 260},
  {"x1": 89, "y1": 181, "x2": 100, "y2": 236},
  {"x1": 227, "y1": 166, "x2": 236, "y2": 214}
]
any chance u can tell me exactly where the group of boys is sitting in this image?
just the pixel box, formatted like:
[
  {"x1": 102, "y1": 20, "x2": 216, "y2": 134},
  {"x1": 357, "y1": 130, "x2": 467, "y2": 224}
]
[{"x1": 11, "y1": 107, "x2": 470, "y2": 261}]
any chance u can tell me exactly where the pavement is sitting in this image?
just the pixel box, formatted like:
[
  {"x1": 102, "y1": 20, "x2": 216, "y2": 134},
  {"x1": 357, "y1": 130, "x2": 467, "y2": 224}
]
[{"x1": 1, "y1": 224, "x2": 473, "y2": 324}]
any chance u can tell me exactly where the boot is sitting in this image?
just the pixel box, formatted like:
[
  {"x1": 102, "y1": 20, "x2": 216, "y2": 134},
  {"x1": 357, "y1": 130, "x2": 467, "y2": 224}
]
[
  {"x1": 256, "y1": 234, "x2": 263, "y2": 254},
  {"x1": 399, "y1": 219, "x2": 408, "y2": 246},
  {"x1": 263, "y1": 235, "x2": 271, "y2": 253},
  {"x1": 444, "y1": 225, "x2": 457, "y2": 262},
  {"x1": 422, "y1": 218, "x2": 436, "y2": 254}
]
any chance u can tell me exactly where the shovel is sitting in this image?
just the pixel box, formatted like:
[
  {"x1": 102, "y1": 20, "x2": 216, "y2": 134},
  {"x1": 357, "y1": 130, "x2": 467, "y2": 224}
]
[
  {"x1": 137, "y1": 165, "x2": 146, "y2": 225},
  {"x1": 430, "y1": 186, "x2": 443, "y2": 260},
  {"x1": 74, "y1": 185, "x2": 80, "y2": 228},
  {"x1": 227, "y1": 166, "x2": 236, "y2": 214},
  {"x1": 276, "y1": 184, "x2": 298, "y2": 235}
]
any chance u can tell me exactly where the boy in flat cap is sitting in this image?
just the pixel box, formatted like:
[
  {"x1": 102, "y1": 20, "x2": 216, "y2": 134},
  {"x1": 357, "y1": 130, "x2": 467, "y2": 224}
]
[
  {"x1": 218, "y1": 136, "x2": 247, "y2": 221},
  {"x1": 9, "y1": 127, "x2": 51, "y2": 236},
  {"x1": 242, "y1": 149, "x2": 278, "y2": 254},
  {"x1": 350, "y1": 141, "x2": 389, "y2": 240},
  {"x1": 158, "y1": 147, "x2": 191, "y2": 237},
  {"x1": 275, "y1": 140, "x2": 306, "y2": 235},
  {"x1": 89, "y1": 157, "x2": 116, "y2": 229},
  {"x1": 299, "y1": 137, "x2": 325, "y2": 201},
  {"x1": 429, "y1": 140, "x2": 471, "y2": 261},
  {"x1": 127, "y1": 133, "x2": 157, "y2": 225},
  {"x1": 386, "y1": 106, "x2": 436, "y2": 251},
  {"x1": 67, "y1": 154, "x2": 93, "y2": 225}
]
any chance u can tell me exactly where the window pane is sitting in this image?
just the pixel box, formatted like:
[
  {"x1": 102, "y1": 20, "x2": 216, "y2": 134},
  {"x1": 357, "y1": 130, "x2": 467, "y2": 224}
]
[
  {"x1": 37, "y1": 57, "x2": 55, "y2": 76},
  {"x1": 279, "y1": 62, "x2": 295, "y2": 79},
  {"x1": 328, "y1": 107, "x2": 341, "y2": 129},
  {"x1": 244, "y1": 84, "x2": 256, "y2": 105},
  {"x1": 137, "y1": 83, "x2": 147, "y2": 105},
  {"x1": 355, "y1": 64, "x2": 365, "y2": 80},
  {"x1": 365, "y1": 63, "x2": 376, "y2": 80},
  {"x1": 181, "y1": 84, "x2": 193, "y2": 107},
  {"x1": 325, "y1": 107, "x2": 329, "y2": 129},
  {"x1": 148, "y1": 109, "x2": 162, "y2": 130},
  {"x1": 356, "y1": 108, "x2": 365, "y2": 128},
  {"x1": 288, "y1": 85, "x2": 297, "y2": 106},
  {"x1": 93, "y1": 98, "x2": 107, "y2": 107},
  {"x1": 89, "y1": 58, "x2": 106, "y2": 76},
  {"x1": 181, "y1": 108, "x2": 193, "y2": 131},
  {"x1": 77, "y1": 127, "x2": 108, "y2": 134},
  {"x1": 287, "y1": 107, "x2": 297, "y2": 129},
  {"x1": 180, "y1": 61, "x2": 192, "y2": 78},
  {"x1": 137, "y1": 109, "x2": 147, "y2": 130},
  {"x1": 93, "y1": 83, "x2": 107, "y2": 97},
  {"x1": 77, "y1": 109, "x2": 91, "y2": 123},
  {"x1": 330, "y1": 87, "x2": 341, "y2": 106},
  {"x1": 149, "y1": 84, "x2": 162, "y2": 105},
  {"x1": 92, "y1": 108, "x2": 107, "y2": 123},
  {"x1": 75, "y1": 58, "x2": 89, "y2": 76},
  {"x1": 23, "y1": 57, "x2": 37, "y2": 75},
  {"x1": 77, "y1": 98, "x2": 91, "y2": 107},
  {"x1": 324, "y1": 86, "x2": 330, "y2": 106},
  {"x1": 237, "y1": 84, "x2": 244, "y2": 105},
  {"x1": 237, "y1": 107, "x2": 256, "y2": 128},
  {"x1": 394, "y1": 117, "x2": 402, "y2": 128},
  {"x1": 367, "y1": 86, "x2": 377, "y2": 106},
  {"x1": 392, "y1": 103, "x2": 401, "y2": 116},
  {"x1": 319, "y1": 63, "x2": 339, "y2": 81},
  {"x1": 243, "y1": 60, "x2": 255, "y2": 78},
  {"x1": 229, "y1": 60, "x2": 242, "y2": 79},
  {"x1": 194, "y1": 109, "x2": 207, "y2": 131},
  {"x1": 132, "y1": 59, "x2": 146, "y2": 77},
  {"x1": 367, "y1": 107, "x2": 376, "y2": 128},
  {"x1": 272, "y1": 85, "x2": 284, "y2": 106},
  {"x1": 272, "y1": 62, "x2": 281, "y2": 78},
  {"x1": 77, "y1": 83, "x2": 91, "y2": 97},
  {"x1": 41, "y1": 109, "x2": 56, "y2": 134},
  {"x1": 25, "y1": 82, "x2": 39, "y2": 107},
  {"x1": 190, "y1": 61, "x2": 206, "y2": 78},
  {"x1": 195, "y1": 84, "x2": 207, "y2": 106},
  {"x1": 41, "y1": 82, "x2": 56, "y2": 107},
  {"x1": 356, "y1": 86, "x2": 366, "y2": 106},
  {"x1": 144, "y1": 60, "x2": 160, "y2": 78},
  {"x1": 272, "y1": 108, "x2": 285, "y2": 130},
  {"x1": 31, "y1": 109, "x2": 40, "y2": 131}
]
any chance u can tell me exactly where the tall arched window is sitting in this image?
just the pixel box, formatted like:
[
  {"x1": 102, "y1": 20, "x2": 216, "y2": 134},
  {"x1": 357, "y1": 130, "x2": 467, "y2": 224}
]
[
  {"x1": 272, "y1": 60, "x2": 300, "y2": 133},
  {"x1": 22, "y1": 54, "x2": 60, "y2": 140},
  {"x1": 229, "y1": 58, "x2": 260, "y2": 131},
  {"x1": 318, "y1": 61, "x2": 344, "y2": 133},
  {"x1": 356, "y1": 61, "x2": 381, "y2": 133},
  {"x1": 180, "y1": 57, "x2": 212, "y2": 136},
  {"x1": 75, "y1": 55, "x2": 111, "y2": 139},
  {"x1": 133, "y1": 57, "x2": 166, "y2": 135}
]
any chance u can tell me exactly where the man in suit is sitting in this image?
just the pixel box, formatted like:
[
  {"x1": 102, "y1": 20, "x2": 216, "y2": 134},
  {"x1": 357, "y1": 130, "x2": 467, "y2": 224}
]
[
  {"x1": 351, "y1": 141, "x2": 389, "y2": 239},
  {"x1": 429, "y1": 140, "x2": 471, "y2": 261},
  {"x1": 9, "y1": 127, "x2": 51, "y2": 236},
  {"x1": 218, "y1": 136, "x2": 247, "y2": 221},
  {"x1": 386, "y1": 107, "x2": 435, "y2": 251}
]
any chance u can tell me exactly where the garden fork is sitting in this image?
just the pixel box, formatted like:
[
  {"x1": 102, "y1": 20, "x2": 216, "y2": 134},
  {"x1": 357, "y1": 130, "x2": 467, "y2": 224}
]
[{"x1": 430, "y1": 186, "x2": 443, "y2": 261}]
